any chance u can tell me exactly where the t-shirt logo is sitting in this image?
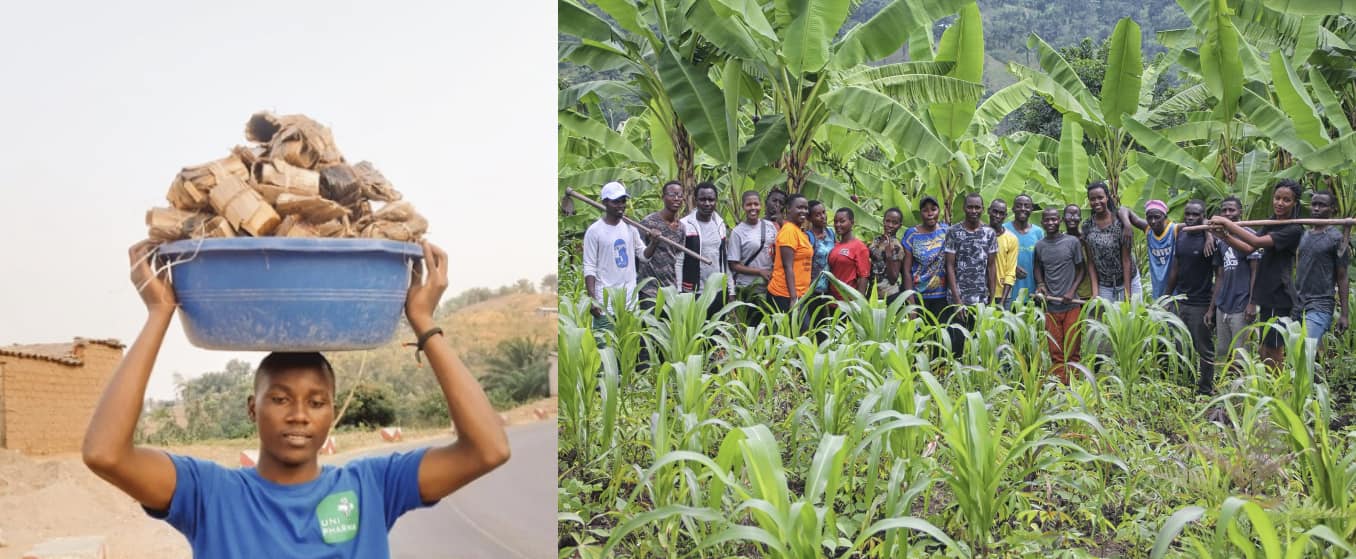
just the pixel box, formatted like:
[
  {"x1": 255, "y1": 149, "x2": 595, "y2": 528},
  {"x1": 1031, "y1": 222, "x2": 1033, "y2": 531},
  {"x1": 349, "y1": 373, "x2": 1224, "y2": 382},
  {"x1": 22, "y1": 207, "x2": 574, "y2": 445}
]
[
  {"x1": 613, "y1": 238, "x2": 629, "y2": 268},
  {"x1": 317, "y1": 490, "x2": 360, "y2": 544}
]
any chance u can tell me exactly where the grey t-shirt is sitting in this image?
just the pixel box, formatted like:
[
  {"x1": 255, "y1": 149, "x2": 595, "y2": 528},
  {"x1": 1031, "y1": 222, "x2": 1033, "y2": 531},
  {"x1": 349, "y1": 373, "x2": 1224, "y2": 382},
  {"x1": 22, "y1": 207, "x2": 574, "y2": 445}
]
[
  {"x1": 728, "y1": 219, "x2": 778, "y2": 288},
  {"x1": 1033, "y1": 234, "x2": 1084, "y2": 312},
  {"x1": 1296, "y1": 227, "x2": 1351, "y2": 313},
  {"x1": 943, "y1": 224, "x2": 998, "y2": 304},
  {"x1": 1212, "y1": 229, "x2": 1260, "y2": 314}
]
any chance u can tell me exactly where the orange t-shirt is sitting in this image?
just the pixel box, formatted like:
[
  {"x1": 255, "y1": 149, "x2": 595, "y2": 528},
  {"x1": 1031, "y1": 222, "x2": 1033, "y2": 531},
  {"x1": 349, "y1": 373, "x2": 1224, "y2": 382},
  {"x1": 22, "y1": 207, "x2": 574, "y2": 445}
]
[{"x1": 767, "y1": 222, "x2": 814, "y2": 298}]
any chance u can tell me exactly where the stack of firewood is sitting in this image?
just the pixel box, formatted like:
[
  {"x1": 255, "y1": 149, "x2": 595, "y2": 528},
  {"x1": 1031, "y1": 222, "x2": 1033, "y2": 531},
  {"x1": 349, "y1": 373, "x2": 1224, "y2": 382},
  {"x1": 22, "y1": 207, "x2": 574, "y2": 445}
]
[{"x1": 145, "y1": 112, "x2": 427, "y2": 242}]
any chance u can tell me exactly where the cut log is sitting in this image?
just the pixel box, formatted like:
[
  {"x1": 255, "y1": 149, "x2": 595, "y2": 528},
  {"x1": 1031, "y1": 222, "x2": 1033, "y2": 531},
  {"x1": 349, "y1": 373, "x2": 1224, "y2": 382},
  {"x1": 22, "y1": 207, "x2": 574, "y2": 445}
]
[
  {"x1": 373, "y1": 200, "x2": 417, "y2": 222},
  {"x1": 275, "y1": 193, "x2": 350, "y2": 223},
  {"x1": 146, "y1": 207, "x2": 210, "y2": 241},
  {"x1": 257, "y1": 158, "x2": 320, "y2": 191},
  {"x1": 209, "y1": 164, "x2": 280, "y2": 236},
  {"x1": 166, "y1": 175, "x2": 210, "y2": 211},
  {"x1": 204, "y1": 216, "x2": 235, "y2": 238}
]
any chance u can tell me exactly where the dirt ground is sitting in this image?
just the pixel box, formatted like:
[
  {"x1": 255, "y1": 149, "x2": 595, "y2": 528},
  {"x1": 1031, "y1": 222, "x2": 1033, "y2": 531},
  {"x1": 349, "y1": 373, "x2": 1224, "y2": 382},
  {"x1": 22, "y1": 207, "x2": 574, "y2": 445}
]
[{"x1": 0, "y1": 398, "x2": 556, "y2": 559}]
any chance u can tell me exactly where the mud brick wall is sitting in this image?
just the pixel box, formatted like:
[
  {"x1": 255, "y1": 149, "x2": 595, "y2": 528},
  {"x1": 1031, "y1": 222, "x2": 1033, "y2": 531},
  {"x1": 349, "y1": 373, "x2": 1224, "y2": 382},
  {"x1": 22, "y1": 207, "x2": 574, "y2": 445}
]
[{"x1": 1, "y1": 345, "x2": 121, "y2": 454}]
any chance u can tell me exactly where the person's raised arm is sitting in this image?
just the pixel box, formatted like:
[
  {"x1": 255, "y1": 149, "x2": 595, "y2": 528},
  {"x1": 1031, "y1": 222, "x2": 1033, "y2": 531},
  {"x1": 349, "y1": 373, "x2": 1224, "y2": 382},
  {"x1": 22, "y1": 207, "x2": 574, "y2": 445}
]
[
  {"x1": 83, "y1": 241, "x2": 179, "y2": 511},
  {"x1": 408, "y1": 242, "x2": 510, "y2": 503},
  {"x1": 1209, "y1": 217, "x2": 1272, "y2": 251},
  {"x1": 1120, "y1": 206, "x2": 1147, "y2": 232}
]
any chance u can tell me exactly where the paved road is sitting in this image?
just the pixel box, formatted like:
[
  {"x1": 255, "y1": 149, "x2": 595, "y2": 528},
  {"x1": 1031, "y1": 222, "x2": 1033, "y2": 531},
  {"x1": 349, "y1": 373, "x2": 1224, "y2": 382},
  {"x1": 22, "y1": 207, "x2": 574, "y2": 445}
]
[{"x1": 367, "y1": 421, "x2": 556, "y2": 559}]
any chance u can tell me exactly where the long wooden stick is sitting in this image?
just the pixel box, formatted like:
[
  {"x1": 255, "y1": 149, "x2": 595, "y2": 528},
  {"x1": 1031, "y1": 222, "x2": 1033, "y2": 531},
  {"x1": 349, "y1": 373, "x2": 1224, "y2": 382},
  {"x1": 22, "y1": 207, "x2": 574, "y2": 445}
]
[
  {"x1": 1182, "y1": 218, "x2": 1356, "y2": 232},
  {"x1": 1033, "y1": 293, "x2": 1089, "y2": 305},
  {"x1": 563, "y1": 188, "x2": 712, "y2": 265}
]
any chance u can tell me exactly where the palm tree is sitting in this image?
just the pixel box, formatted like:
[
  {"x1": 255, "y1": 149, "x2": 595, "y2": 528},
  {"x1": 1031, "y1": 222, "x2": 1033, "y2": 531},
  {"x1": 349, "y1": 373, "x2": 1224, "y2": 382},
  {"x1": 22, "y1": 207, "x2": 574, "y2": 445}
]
[{"x1": 482, "y1": 337, "x2": 551, "y2": 403}]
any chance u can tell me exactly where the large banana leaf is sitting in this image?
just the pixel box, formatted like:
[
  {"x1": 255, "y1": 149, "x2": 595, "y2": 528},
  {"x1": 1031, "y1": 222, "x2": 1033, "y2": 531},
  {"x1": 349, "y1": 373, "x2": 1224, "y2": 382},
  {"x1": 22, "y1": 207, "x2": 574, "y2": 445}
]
[
  {"x1": 1296, "y1": 130, "x2": 1356, "y2": 172},
  {"x1": 1232, "y1": 0, "x2": 1304, "y2": 53},
  {"x1": 559, "y1": 80, "x2": 644, "y2": 111},
  {"x1": 560, "y1": 0, "x2": 618, "y2": 41},
  {"x1": 927, "y1": 3, "x2": 985, "y2": 143},
  {"x1": 1234, "y1": 149, "x2": 1276, "y2": 207},
  {"x1": 968, "y1": 80, "x2": 1036, "y2": 137},
  {"x1": 1262, "y1": 0, "x2": 1356, "y2": 14},
  {"x1": 803, "y1": 173, "x2": 882, "y2": 231},
  {"x1": 1027, "y1": 34, "x2": 1099, "y2": 120},
  {"x1": 1144, "y1": 84, "x2": 1211, "y2": 126},
  {"x1": 1269, "y1": 49, "x2": 1329, "y2": 147},
  {"x1": 1238, "y1": 87, "x2": 1317, "y2": 156},
  {"x1": 822, "y1": 86, "x2": 954, "y2": 167},
  {"x1": 1308, "y1": 68, "x2": 1355, "y2": 136},
  {"x1": 738, "y1": 115, "x2": 792, "y2": 171},
  {"x1": 559, "y1": 167, "x2": 650, "y2": 191},
  {"x1": 782, "y1": 0, "x2": 854, "y2": 76},
  {"x1": 646, "y1": 111, "x2": 678, "y2": 179},
  {"x1": 1102, "y1": 18, "x2": 1143, "y2": 129},
  {"x1": 559, "y1": 40, "x2": 636, "y2": 73},
  {"x1": 840, "y1": 61, "x2": 955, "y2": 82},
  {"x1": 983, "y1": 138, "x2": 1040, "y2": 204},
  {"x1": 1160, "y1": 120, "x2": 1253, "y2": 143},
  {"x1": 853, "y1": 74, "x2": 985, "y2": 107},
  {"x1": 1199, "y1": 0, "x2": 1245, "y2": 119},
  {"x1": 561, "y1": 111, "x2": 657, "y2": 166},
  {"x1": 1059, "y1": 115, "x2": 1090, "y2": 204},
  {"x1": 591, "y1": 0, "x2": 651, "y2": 41},
  {"x1": 723, "y1": 59, "x2": 744, "y2": 177},
  {"x1": 832, "y1": 0, "x2": 916, "y2": 68},
  {"x1": 658, "y1": 42, "x2": 732, "y2": 161},
  {"x1": 1122, "y1": 117, "x2": 1216, "y2": 180},
  {"x1": 1010, "y1": 63, "x2": 1099, "y2": 126},
  {"x1": 711, "y1": 0, "x2": 778, "y2": 42},
  {"x1": 688, "y1": 0, "x2": 766, "y2": 61}
]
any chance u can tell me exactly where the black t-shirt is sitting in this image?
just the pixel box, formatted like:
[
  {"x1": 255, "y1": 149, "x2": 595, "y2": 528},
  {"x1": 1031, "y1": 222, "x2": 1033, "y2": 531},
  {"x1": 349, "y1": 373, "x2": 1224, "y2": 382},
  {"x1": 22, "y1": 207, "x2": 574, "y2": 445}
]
[
  {"x1": 1252, "y1": 223, "x2": 1303, "y2": 309},
  {"x1": 1172, "y1": 231, "x2": 1214, "y2": 305},
  {"x1": 1296, "y1": 227, "x2": 1351, "y2": 313}
]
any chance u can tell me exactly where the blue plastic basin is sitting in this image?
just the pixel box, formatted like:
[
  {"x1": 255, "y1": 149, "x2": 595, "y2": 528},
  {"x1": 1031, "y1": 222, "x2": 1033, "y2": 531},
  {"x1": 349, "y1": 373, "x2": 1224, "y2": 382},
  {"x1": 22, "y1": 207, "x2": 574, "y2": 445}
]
[{"x1": 157, "y1": 238, "x2": 423, "y2": 351}]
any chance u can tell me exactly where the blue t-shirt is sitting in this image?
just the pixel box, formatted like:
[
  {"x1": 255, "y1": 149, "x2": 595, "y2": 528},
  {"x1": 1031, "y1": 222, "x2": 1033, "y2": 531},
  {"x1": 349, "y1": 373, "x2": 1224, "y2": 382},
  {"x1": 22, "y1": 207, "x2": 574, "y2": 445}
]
[
  {"x1": 809, "y1": 227, "x2": 837, "y2": 293},
  {"x1": 148, "y1": 449, "x2": 433, "y2": 558},
  {"x1": 902, "y1": 224, "x2": 949, "y2": 299},
  {"x1": 1146, "y1": 223, "x2": 1179, "y2": 299},
  {"x1": 1003, "y1": 222, "x2": 1044, "y2": 302}
]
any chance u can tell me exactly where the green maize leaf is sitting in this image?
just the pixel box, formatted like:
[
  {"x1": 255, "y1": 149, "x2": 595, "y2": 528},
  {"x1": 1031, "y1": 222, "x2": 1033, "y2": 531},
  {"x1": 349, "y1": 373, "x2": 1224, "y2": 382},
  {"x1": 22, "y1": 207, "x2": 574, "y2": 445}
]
[
  {"x1": 601, "y1": 505, "x2": 724, "y2": 555},
  {"x1": 698, "y1": 525, "x2": 789, "y2": 556},
  {"x1": 783, "y1": 0, "x2": 854, "y2": 76},
  {"x1": 1102, "y1": 18, "x2": 1143, "y2": 129},
  {"x1": 658, "y1": 42, "x2": 732, "y2": 161},
  {"x1": 738, "y1": 114, "x2": 791, "y2": 171},
  {"x1": 1150, "y1": 505, "x2": 1206, "y2": 559},
  {"x1": 928, "y1": 3, "x2": 984, "y2": 142},
  {"x1": 1059, "y1": 114, "x2": 1090, "y2": 203},
  {"x1": 560, "y1": 0, "x2": 618, "y2": 41},
  {"x1": 968, "y1": 79, "x2": 1036, "y2": 137},
  {"x1": 822, "y1": 86, "x2": 953, "y2": 166},
  {"x1": 1263, "y1": 0, "x2": 1356, "y2": 14},
  {"x1": 804, "y1": 434, "x2": 846, "y2": 504},
  {"x1": 853, "y1": 516, "x2": 962, "y2": 554},
  {"x1": 1304, "y1": 525, "x2": 1356, "y2": 555},
  {"x1": 1269, "y1": 49, "x2": 1328, "y2": 146}
]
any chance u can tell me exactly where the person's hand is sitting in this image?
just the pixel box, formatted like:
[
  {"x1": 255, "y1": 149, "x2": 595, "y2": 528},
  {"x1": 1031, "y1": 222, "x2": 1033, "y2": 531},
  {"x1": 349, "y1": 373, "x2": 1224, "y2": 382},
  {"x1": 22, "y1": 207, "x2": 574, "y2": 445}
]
[
  {"x1": 1204, "y1": 306, "x2": 1215, "y2": 328},
  {"x1": 406, "y1": 241, "x2": 448, "y2": 330},
  {"x1": 1244, "y1": 303, "x2": 1257, "y2": 324},
  {"x1": 1338, "y1": 314, "x2": 1349, "y2": 334},
  {"x1": 1061, "y1": 290, "x2": 1075, "y2": 305},
  {"x1": 1203, "y1": 232, "x2": 1216, "y2": 257},
  {"x1": 129, "y1": 240, "x2": 176, "y2": 316},
  {"x1": 589, "y1": 303, "x2": 603, "y2": 317},
  {"x1": 1015, "y1": 266, "x2": 1027, "y2": 280},
  {"x1": 759, "y1": 269, "x2": 772, "y2": 281}
]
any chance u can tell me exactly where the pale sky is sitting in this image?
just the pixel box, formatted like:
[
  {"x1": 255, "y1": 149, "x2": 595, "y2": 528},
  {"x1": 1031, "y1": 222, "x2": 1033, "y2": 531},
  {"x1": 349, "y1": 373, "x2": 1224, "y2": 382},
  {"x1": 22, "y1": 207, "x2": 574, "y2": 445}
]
[{"x1": 0, "y1": 2, "x2": 556, "y2": 400}]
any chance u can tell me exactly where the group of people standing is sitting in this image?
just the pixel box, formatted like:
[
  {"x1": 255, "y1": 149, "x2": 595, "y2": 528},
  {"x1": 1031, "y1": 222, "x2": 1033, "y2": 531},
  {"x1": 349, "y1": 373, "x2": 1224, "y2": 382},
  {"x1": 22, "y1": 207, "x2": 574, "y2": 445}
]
[{"x1": 581, "y1": 178, "x2": 1349, "y2": 394}]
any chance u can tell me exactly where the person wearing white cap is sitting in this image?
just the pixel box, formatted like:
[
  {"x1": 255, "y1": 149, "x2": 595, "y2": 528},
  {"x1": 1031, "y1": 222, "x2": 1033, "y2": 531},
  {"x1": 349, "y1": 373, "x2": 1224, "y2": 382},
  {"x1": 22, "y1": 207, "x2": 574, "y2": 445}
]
[{"x1": 583, "y1": 181, "x2": 648, "y2": 329}]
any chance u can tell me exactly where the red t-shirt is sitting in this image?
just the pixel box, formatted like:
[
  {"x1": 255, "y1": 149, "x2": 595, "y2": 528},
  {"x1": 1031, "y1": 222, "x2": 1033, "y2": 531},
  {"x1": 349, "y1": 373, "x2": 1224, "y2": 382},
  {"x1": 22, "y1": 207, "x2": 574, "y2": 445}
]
[{"x1": 828, "y1": 238, "x2": 871, "y2": 300}]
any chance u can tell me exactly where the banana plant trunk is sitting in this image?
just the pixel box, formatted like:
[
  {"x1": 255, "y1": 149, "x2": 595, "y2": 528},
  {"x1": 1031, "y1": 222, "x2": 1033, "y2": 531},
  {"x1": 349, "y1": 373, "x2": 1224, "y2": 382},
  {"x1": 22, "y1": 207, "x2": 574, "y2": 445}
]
[
  {"x1": 670, "y1": 120, "x2": 696, "y2": 205},
  {"x1": 784, "y1": 140, "x2": 813, "y2": 194}
]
